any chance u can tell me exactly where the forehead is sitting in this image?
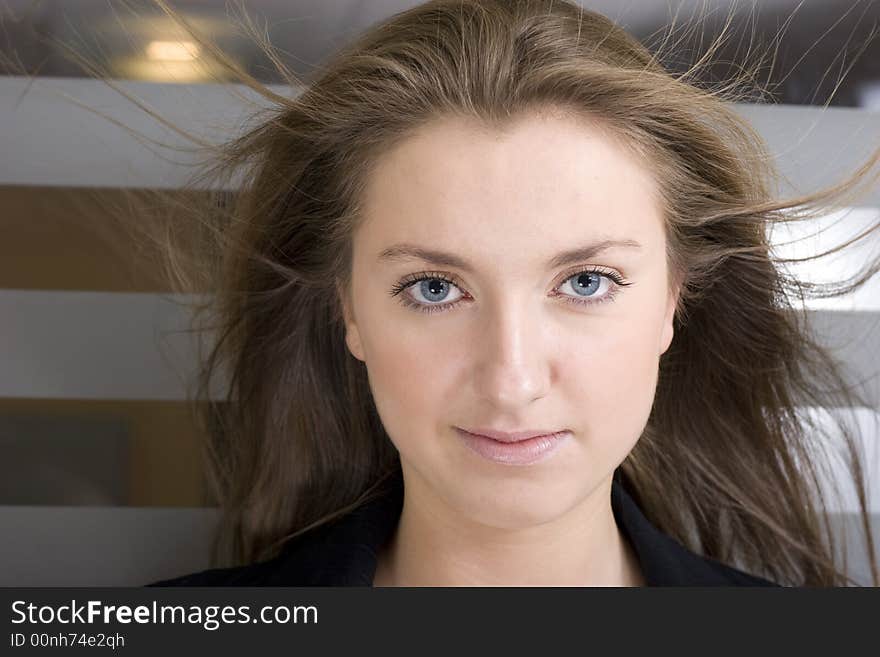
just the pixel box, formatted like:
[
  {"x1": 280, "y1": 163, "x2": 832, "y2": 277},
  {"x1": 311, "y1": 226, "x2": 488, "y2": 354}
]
[{"x1": 358, "y1": 111, "x2": 664, "y2": 262}]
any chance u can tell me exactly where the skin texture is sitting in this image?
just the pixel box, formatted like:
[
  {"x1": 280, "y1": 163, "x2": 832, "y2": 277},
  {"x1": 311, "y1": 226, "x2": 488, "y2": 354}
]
[{"x1": 339, "y1": 109, "x2": 679, "y2": 586}]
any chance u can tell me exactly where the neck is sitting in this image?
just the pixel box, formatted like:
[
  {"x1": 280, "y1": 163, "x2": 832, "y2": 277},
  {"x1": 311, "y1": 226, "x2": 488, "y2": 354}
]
[{"x1": 372, "y1": 472, "x2": 645, "y2": 587}]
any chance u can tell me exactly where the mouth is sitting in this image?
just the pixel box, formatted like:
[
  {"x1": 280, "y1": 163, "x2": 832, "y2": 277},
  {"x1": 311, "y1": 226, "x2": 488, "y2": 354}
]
[
  {"x1": 454, "y1": 427, "x2": 571, "y2": 466},
  {"x1": 455, "y1": 427, "x2": 568, "y2": 443}
]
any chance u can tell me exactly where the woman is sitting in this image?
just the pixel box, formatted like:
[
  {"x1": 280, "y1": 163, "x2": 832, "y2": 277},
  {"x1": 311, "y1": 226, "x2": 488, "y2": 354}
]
[{"x1": 126, "y1": 0, "x2": 878, "y2": 586}]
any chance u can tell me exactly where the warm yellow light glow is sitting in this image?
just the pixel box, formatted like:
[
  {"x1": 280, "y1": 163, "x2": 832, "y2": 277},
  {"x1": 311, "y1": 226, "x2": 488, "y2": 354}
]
[
  {"x1": 113, "y1": 55, "x2": 225, "y2": 82},
  {"x1": 145, "y1": 40, "x2": 201, "y2": 62}
]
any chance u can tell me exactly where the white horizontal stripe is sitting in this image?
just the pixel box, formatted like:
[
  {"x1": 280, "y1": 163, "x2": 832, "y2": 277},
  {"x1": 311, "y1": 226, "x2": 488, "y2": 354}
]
[
  {"x1": 734, "y1": 103, "x2": 880, "y2": 208},
  {"x1": 805, "y1": 310, "x2": 880, "y2": 408},
  {"x1": 0, "y1": 289, "x2": 215, "y2": 400},
  {"x1": 795, "y1": 406, "x2": 880, "y2": 515},
  {"x1": 769, "y1": 207, "x2": 880, "y2": 312},
  {"x1": 0, "y1": 289, "x2": 877, "y2": 402},
  {"x1": 0, "y1": 76, "x2": 291, "y2": 189},
  {"x1": 1, "y1": 76, "x2": 879, "y2": 204}
]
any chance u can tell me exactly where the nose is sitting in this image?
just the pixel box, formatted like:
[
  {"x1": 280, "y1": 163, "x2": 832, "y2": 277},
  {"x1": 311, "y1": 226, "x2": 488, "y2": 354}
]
[{"x1": 471, "y1": 298, "x2": 551, "y2": 409}]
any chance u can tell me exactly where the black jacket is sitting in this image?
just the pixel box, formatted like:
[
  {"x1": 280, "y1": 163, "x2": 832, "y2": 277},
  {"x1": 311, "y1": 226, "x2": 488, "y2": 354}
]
[{"x1": 148, "y1": 468, "x2": 781, "y2": 587}]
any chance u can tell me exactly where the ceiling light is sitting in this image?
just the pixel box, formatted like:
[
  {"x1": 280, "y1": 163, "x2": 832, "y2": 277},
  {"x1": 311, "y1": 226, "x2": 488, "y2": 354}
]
[{"x1": 145, "y1": 40, "x2": 201, "y2": 62}]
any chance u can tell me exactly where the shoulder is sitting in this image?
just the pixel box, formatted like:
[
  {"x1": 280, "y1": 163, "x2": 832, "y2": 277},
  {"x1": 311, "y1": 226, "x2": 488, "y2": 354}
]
[
  {"x1": 697, "y1": 550, "x2": 783, "y2": 586},
  {"x1": 611, "y1": 477, "x2": 783, "y2": 586},
  {"x1": 146, "y1": 563, "x2": 277, "y2": 587},
  {"x1": 145, "y1": 550, "x2": 311, "y2": 586},
  {"x1": 638, "y1": 528, "x2": 783, "y2": 587},
  {"x1": 148, "y1": 473, "x2": 404, "y2": 587},
  {"x1": 694, "y1": 554, "x2": 782, "y2": 587}
]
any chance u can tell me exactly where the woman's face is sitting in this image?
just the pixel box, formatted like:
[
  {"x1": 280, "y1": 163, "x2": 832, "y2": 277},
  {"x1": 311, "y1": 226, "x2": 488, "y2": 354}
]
[{"x1": 339, "y1": 111, "x2": 679, "y2": 530}]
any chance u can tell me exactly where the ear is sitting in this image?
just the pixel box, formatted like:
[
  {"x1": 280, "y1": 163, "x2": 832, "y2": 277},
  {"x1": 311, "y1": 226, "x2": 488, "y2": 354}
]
[
  {"x1": 337, "y1": 280, "x2": 366, "y2": 362},
  {"x1": 659, "y1": 281, "x2": 680, "y2": 356}
]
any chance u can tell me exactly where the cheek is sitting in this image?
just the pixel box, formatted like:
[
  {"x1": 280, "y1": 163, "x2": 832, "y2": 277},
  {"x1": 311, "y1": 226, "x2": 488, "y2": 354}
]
[
  {"x1": 359, "y1": 318, "x2": 456, "y2": 450},
  {"x1": 562, "y1": 311, "x2": 662, "y2": 457}
]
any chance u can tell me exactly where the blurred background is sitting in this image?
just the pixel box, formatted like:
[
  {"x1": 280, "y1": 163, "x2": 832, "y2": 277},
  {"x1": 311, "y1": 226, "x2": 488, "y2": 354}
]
[{"x1": 0, "y1": 0, "x2": 878, "y2": 585}]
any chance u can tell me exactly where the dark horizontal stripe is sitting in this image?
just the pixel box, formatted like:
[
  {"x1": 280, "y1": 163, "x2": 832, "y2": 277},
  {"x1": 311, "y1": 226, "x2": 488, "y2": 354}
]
[
  {"x1": 0, "y1": 397, "x2": 214, "y2": 507},
  {"x1": 0, "y1": 185, "x2": 196, "y2": 293}
]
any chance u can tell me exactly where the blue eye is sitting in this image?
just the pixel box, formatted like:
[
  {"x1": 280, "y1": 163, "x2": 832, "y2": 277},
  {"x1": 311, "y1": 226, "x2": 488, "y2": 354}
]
[
  {"x1": 561, "y1": 271, "x2": 604, "y2": 298},
  {"x1": 389, "y1": 268, "x2": 632, "y2": 315},
  {"x1": 415, "y1": 278, "x2": 461, "y2": 304}
]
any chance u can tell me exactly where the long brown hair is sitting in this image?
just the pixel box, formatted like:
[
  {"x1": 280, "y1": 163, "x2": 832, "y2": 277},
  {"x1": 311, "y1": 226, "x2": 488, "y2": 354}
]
[{"x1": 28, "y1": 0, "x2": 880, "y2": 585}]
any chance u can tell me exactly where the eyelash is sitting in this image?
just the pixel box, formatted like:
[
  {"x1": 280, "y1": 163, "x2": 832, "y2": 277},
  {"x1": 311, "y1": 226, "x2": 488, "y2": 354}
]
[{"x1": 388, "y1": 266, "x2": 633, "y2": 315}]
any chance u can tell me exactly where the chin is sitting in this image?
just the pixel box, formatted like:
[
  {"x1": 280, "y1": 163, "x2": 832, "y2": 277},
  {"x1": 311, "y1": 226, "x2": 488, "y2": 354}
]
[{"x1": 449, "y1": 480, "x2": 577, "y2": 530}]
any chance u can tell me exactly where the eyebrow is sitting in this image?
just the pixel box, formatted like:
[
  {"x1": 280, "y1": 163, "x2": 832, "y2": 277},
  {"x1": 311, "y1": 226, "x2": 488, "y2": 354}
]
[{"x1": 377, "y1": 239, "x2": 643, "y2": 273}]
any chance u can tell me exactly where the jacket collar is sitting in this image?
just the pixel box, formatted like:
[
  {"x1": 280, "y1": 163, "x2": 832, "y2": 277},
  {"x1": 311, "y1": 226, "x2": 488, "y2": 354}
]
[{"x1": 278, "y1": 466, "x2": 769, "y2": 586}]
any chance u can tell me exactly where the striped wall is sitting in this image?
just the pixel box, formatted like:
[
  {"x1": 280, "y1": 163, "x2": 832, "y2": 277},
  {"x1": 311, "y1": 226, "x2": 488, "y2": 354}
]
[{"x1": 1, "y1": 76, "x2": 878, "y2": 585}]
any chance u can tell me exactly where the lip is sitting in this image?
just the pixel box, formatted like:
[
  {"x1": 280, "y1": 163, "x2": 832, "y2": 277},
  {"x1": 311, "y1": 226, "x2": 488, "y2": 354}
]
[
  {"x1": 458, "y1": 427, "x2": 568, "y2": 442},
  {"x1": 455, "y1": 427, "x2": 571, "y2": 466}
]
